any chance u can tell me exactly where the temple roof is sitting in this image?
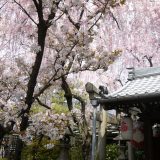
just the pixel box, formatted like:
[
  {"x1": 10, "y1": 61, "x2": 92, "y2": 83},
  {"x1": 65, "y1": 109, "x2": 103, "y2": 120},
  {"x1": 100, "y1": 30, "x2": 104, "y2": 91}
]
[{"x1": 99, "y1": 67, "x2": 160, "y2": 109}]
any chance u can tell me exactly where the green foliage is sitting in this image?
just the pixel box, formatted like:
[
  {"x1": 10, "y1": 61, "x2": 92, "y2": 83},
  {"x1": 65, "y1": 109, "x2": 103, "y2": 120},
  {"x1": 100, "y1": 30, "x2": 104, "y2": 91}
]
[
  {"x1": 52, "y1": 103, "x2": 69, "y2": 114},
  {"x1": 120, "y1": 0, "x2": 126, "y2": 5},
  {"x1": 21, "y1": 138, "x2": 84, "y2": 160},
  {"x1": 51, "y1": 88, "x2": 84, "y2": 113},
  {"x1": 135, "y1": 150, "x2": 145, "y2": 160},
  {"x1": 51, "y1": 91, "x2": 70, "y2": 113},
  {"x1": 109, "y1": 0, "x2": 126, "y2": 8},
  {"x1": 21, "y1": 138, "x2": 61, "y2": 160},
  {"x1": 106, "y1": 144, "x2": 119, "y2": 160},
  {"x1": 52, "y1": 91, "x2": 67, "y2": 105},
  {"x1": 69, "y1": 146, "x2": 83, "y2": 160},
  {"x1": 31, "y1": 104, "x2": 46, "y2": 114}
]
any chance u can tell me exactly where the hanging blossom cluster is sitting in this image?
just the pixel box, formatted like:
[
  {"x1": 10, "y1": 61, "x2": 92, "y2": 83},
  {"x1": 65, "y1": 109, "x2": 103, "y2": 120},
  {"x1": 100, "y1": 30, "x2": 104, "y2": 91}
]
[
  {"x1": 35, "y1": 0, "x2": 124, "y2": 84},
  {"x1": 0, "y1": 99, "x2": 28, "y2": 131},
  {"x1": 18, "y1": 107, "x2": 93, "y2": 142},
  {"x1": 19, "y1": 110, "x2": 70, "y2": 142},
  {"x1": 0, "y1": 98, "x2": 69, "y2": 142}
]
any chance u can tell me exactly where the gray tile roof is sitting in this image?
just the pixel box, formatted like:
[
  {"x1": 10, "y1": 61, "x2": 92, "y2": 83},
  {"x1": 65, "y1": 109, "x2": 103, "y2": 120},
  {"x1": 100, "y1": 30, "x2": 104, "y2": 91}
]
[{"x1": 100, "y1": 67, "x2": 160, "y2": 104}]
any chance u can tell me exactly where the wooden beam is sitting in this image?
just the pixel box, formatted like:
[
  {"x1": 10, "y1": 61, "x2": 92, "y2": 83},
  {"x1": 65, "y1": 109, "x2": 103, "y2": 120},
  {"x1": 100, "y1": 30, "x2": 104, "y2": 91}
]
[{"x1": 144, "y1": 117, "x2": 153, "y2": 160}]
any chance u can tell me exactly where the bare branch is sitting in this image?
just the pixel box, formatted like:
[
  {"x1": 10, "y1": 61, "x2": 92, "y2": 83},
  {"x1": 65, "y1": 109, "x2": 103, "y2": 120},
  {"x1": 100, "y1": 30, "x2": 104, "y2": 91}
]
[
  {"x1": 14, "y1": 0, "x2": 38, "y2": 25},
  {"x1": 78, "y1": 2, "x2": 87, "y2": 22},
  {"x1": 55, "y1": 12, "x2": 64, "y2": 21},
  {"x1": 116, "y1": 78, "x2": 123, "y2": 86},
  {"x1": 61, "y1": 76, "x2": 73, "y2": 111},
  {"x1": 0, "y1": 1, "x2": 7, "y2": 10},
  {"x1": 88, "y1": 13, "x2": 102, "y2": 32},
  {"x1": 68, "y1": 126, "x2": 75, "y2": 136},
  {"x1": 34, "y1": 82, "x2": 52, "y2": 99},
  {"x1": 46, "y1": 0, "x2": 63, "y2": 26},
  {"x1": 36, "y1": 98, "x2": 51, "y2": 109},
  {"x1": 143, "y1": 55, "x2": 153, "y2": 67},
  {"x1": 72, "y1": 94, "x2": 86, "y2": 114},
  {"x1": 63, "y1": 9, "x2": 80, "y2": 30},
  {"x1": 109, "y1": 11, "x2": 121, "y2": 30},
  {"x1": 88, "y1": 0, "x2": 110, "y2": 32},
  {"x1": 61, "y1": 76, "x2": 80, "y2": 125},
  {"x1": 127, "y1": 49, "x2": 140, "y2": 63}
]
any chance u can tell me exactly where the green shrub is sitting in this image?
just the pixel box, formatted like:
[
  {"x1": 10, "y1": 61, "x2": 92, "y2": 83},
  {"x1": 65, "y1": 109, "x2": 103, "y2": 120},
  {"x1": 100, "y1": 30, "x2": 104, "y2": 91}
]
[
  {"x1": 69, "y1": 146, "x2": 83, "y2": 160},
  {"x1": 135, "y1": 150, "x2": 145, "y2": 160},
  {"x1": 106, "y1": 144, "x2": 119, "y2": 160},
  {"x1": 21, "y1": 139, "x2": 60, "y2": 160}
]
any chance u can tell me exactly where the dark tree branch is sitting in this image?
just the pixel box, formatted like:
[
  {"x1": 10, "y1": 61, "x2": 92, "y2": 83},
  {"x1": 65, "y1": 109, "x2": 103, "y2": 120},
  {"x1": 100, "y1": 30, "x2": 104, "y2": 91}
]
[
  {"x1": 34, "y1": 83, "x2": 52, "y2": 99},
  {"x1": 127, "y1": 49, "x2": 140, "y2": 63},
  {"x1": 88, "y1": 13, "x2": 102, "y2": 32},
  {"x1": 0, "y1": 1, "x2": 7, "y2": 10},
  {"x1": 88, "y1": 0, "x2": 110, "y2": 32},
  {"x1": 19, "y1": 0, "x2": 49, "y2": 131},
  {"x1": 143, "y1": 55, "x2": 153, "y2": 67},
  {"x1": 61, "y1": 76, "x2": 81, "y2": 125},
  {"x1": 109, "y1": 11, "x2": 121, "y2": 30},
  {"x1": 72, "y1": 94, "x2": 86, "y2": 115},
  {"x1": 116, "y1": 78, "x2": 123, "y2": 86},
  {"x1": 33, "y1": 39, "x2": 78, "y2": 100},
  {"x1": 79, "y1": 8, "x2": 84, "y2": 21},
  {"x1": 46, "y1": 0, "x2": 62, "y2": 27},
  {"x1": 36, "y1": 98, "x2": 51, "y2": 109},
  {"x1": 68, "y1": 126, "x2": 75, "y2": 136},
  {"x1": 61, "y1": 76, "x2": 73, "y2": 111},
  {"x1": 14, "y1": 0, "x2": 38, "y2": 25},
  {"x1": 63, "y1": 9, "x2": 80, "y2": 30},
  {"x1": 55, "y1": 12, "x2": 64, "y2": 21},
  {"x1": 25, "y1": 23, "x2": 47, "y2": 107}
]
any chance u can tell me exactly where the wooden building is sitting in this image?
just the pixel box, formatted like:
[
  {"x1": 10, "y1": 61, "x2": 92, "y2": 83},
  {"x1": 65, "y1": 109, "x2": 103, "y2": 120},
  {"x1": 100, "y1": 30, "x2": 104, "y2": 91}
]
[
  {"x1": 100, "y1": 67, "x2": 160, "y2": 160},
  {"x1": 86, "y1": 66, "x2": 160, "y2": 160}
]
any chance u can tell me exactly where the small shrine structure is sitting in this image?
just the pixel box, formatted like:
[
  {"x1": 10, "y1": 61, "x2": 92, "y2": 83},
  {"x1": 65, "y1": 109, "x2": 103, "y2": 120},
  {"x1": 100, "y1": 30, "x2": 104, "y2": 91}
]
[{"x1": 86, "y1": 66, "x2": 160, "y2": 160}]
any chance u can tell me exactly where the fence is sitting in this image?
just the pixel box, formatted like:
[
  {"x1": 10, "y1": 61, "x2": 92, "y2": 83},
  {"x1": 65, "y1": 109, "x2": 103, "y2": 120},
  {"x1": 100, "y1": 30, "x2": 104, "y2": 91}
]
[{"x1": 0, "y1": 134, "x2": 22, "y2": 159}]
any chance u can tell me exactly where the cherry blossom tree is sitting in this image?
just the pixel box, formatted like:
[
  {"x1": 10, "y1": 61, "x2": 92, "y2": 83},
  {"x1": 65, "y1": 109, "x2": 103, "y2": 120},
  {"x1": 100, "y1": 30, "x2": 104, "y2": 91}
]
[
  {"x1": 0, "y1": 0, "x2": 125, "y2": 159},
  {"x1": 95, "y1": 0, "x2": 160, "y2": 91}
]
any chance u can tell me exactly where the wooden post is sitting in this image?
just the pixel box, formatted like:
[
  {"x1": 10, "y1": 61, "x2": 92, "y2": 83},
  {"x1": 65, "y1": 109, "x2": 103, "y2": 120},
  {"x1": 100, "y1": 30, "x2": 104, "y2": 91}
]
[
  {"x1": 144, "y1": 117, "x2": 153, "y2": 160},
  {"x1": 127, "y1": 141, "x2": 134, "y2": 160},
  {"x1": 97, "y1": 107, "x2": 107, "y2": 160}
]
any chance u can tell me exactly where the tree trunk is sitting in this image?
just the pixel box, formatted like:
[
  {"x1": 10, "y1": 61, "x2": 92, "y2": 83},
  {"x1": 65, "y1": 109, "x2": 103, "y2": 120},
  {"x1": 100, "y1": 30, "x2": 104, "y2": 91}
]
[
  {"x1": 20, "y1": 21, "x2": 48, "y2": 131},
  {"x1": 82, "y1": 137, "x2": 91, "y2": 160}
]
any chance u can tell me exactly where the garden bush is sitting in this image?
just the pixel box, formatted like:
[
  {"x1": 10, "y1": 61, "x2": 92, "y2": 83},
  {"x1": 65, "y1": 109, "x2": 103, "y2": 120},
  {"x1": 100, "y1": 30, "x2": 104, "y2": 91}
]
[{"x1": 106, "y1": 144, "x2": 119, "y2": 160}]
